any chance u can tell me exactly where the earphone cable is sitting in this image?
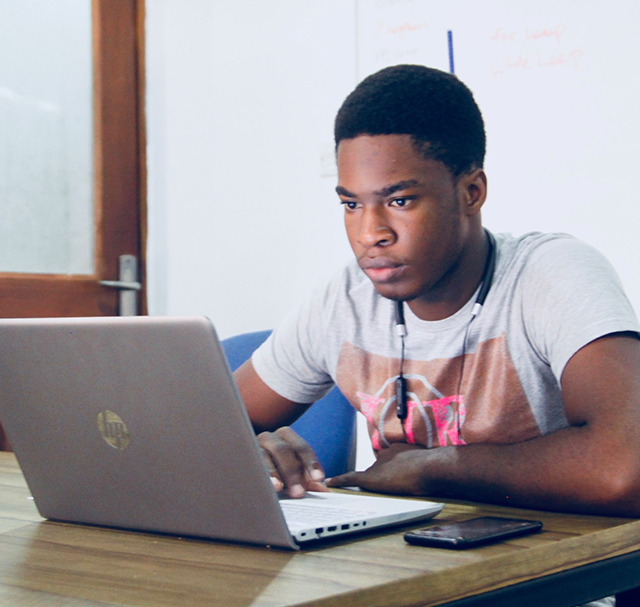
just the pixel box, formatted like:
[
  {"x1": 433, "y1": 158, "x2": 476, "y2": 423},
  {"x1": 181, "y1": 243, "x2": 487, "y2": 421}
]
[{"x1": 395, "y1": 230, "x2": 496, "y2": 444}]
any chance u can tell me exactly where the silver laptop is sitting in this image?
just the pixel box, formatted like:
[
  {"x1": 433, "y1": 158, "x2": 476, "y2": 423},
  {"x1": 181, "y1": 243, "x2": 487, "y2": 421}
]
[{"x1": 0, "y1": 316, "x2": 442, "y2": 549}]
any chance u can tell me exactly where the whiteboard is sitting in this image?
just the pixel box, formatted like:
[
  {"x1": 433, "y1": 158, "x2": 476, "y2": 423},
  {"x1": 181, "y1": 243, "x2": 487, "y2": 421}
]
[{"x1": 357, "y1": 0, "x2": 640, "y2": 313}]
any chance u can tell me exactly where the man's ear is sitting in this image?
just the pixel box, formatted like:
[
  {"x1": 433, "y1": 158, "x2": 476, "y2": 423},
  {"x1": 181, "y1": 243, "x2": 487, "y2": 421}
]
[{"x1": 457, "y1": 168, "x2": 487, "y2": 216}]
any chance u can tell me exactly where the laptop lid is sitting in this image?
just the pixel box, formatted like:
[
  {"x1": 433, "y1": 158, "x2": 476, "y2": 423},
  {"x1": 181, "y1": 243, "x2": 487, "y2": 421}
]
[{"x1": 0, "y1": 316, "x2": 299, "y2": 549}]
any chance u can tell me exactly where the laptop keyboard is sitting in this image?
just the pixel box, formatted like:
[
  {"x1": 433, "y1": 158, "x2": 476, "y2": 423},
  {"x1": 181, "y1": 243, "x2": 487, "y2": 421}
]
[{"x1": 280, "y1": 501, "x2": 375, "y2": 525}]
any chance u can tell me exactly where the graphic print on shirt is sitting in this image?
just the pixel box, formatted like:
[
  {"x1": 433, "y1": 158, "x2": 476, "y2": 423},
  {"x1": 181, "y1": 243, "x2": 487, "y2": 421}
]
[{"x1": 335, "y1": 334, "x2": 541, "y2": 452}]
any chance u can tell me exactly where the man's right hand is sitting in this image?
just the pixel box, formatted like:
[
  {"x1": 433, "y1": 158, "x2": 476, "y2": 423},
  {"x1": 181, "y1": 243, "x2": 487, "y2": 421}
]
[
  {"x1": 257, "y1": 426, "x2": 327, "y2": 497},
  {"x1": 234, "y1": 359, "x2": 329, "y2": 497}
]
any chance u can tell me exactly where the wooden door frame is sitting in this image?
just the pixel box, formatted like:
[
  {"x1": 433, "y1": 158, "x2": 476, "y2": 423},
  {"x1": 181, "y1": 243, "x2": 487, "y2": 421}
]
[
  {"x1": 136, "y1": 0, "x2": 148, "y2": 316},
  {"x1": 0, "y1": 0, "x2": 147, "y2": 317},
  {"x1": 94, "y1": 0, "x2": 148, "y2": 316}
]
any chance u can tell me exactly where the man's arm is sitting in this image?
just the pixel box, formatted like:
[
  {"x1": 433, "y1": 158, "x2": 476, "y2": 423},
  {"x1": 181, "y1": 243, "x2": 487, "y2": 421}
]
[
  {"x1": 234, "y1": 359, "x2": 327, "y2": 497},
  {"x1": 328, "y1": 333, "x2": 640, "y2": 517}
]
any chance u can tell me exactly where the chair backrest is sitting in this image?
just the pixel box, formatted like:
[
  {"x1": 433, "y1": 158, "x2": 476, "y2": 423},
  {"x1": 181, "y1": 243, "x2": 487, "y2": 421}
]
[{"x1": 221, "y1": 331, "x2": 356, "y2": 477}]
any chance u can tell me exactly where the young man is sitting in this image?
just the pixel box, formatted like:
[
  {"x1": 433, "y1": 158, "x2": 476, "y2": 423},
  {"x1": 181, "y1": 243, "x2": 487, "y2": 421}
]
[{"x1": 235, "y1": 65, "x2": 640, "y2": 517}]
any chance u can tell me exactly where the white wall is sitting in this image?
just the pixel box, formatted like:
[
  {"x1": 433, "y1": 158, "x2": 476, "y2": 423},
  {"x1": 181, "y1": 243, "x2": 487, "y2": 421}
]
[{"x1": 146, "y1": 0, "x2": 356, "y2": 338}]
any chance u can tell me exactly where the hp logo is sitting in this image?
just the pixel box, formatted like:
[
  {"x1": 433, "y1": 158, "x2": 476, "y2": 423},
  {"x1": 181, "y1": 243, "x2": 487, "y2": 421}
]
[{"x1": 97, "y1": 410, "x2": 131, "y2": 450}]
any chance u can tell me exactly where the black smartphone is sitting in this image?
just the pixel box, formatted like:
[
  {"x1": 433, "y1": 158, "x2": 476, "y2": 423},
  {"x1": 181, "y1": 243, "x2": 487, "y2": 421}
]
[{"x1": 404, "y1": 516, "x2": 543, "y2": 549}]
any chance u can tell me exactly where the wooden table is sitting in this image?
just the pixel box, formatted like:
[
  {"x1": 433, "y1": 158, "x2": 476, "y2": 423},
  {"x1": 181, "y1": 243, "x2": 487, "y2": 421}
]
[{"x1": 1, "y1": 452, "x2": 640, "y2": 607}]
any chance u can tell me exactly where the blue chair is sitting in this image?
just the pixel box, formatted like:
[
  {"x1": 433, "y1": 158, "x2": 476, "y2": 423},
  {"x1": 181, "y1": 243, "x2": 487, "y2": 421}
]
[{"x1": 221, "y1": 330, "x2": 356, "y2": 477}]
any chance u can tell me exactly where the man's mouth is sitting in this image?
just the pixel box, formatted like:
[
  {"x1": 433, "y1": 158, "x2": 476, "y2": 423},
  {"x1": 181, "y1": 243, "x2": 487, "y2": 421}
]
[{"x1": 359, "y1": 257, "x2": 406, "y2": 283}]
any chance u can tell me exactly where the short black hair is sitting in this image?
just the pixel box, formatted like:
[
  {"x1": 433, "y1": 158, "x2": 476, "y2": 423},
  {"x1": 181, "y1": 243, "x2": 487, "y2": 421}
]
[{"x1": 334, "y1": 64, "x2": 486, "y2": 177}]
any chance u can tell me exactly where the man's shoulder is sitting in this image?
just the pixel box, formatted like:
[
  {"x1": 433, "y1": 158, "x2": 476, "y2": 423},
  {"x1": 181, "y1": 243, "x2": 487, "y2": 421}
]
[
  {"x1": 497, "y1": 231, "x2": 586, "y2": 256},
  {"x1": 495, "y1": 231, "x2": 607, "y2": 277}
]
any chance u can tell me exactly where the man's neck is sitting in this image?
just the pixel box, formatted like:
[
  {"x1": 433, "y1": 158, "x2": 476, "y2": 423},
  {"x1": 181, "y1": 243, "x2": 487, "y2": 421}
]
[{"x1": 407, "y1": 228, "x2": 491, "y2": 321}]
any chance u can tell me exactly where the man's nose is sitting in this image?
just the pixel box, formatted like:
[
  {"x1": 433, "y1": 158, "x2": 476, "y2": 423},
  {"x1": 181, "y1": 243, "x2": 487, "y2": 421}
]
[{"x1": 357, "y1": 207, "x2": 395, "y2": 248}]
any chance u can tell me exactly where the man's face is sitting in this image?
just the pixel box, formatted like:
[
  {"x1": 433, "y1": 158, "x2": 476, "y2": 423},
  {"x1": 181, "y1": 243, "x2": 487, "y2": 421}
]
[{"x1": 336, "y1": 134, "x2": 479, "y2": 317}]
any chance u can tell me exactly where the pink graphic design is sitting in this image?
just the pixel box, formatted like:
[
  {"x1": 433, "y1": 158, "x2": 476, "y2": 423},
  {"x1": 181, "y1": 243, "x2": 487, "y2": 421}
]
[
  {"x1": 404, "y1": 400, "x2": 420, "y2": 444},
  {"x1": 427, "y1": 395, "x2": 466, "y2": 446},
  {"x1": 356, "y1": 391, "x2": 385, "y2": 451},
  {"x1": 337, "y1": 335, "x2": 539, "y2": 450}
]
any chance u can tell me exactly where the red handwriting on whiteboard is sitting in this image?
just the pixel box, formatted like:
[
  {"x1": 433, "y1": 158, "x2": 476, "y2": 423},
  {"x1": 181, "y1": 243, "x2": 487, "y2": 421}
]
[
  {"x1": 490, "y1": 54, "x2": 531, "y2": 78},
  {"x1": 491, "y1": 28, "x2": 518, "y2": 42},
  {"x1": 491, "y1": 24, "x2": 567, "y2": 46},
  {"x1": 490, "y1": 48, "x2": 584, "y2": 77},
  {"x1": 489, "y1": 23, "x2": 583, "y2": 77},
  {"x1": 537, "y1": 49, "x2": 584, "y2": 69},
  {"x1": 375, "y1": 48, "x2": 419, "y2": 63},
  {"x1": 525, "y1": 24, "x2": 567, "y2": 45},
  {"x1": 376, "y1": 20, "x2": 429, "y2": 38}
]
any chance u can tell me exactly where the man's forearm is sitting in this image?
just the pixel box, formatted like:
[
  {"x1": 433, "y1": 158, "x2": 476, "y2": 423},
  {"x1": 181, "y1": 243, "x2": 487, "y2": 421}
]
[
  {"x1": 329, "y1": 423, "x2": 640, "y2": 517},
  {"x1": 426, "y1": 428, "x2": 640, "y2": 515}
]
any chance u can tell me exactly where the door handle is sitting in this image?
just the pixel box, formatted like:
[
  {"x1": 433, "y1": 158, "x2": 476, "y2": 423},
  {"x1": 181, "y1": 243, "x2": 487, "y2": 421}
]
[
  {"x1": 99, "y1": 280, "x2": 141, "y2": 291},
  {"x1": 99, "y1": 255, "x2": 140, "y2": 316}
]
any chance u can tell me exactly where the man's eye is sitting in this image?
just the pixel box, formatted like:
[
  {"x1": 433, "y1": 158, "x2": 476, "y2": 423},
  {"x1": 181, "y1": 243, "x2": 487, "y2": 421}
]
[
  {"x1": 390, "y1": 198, "x2": 411, "y2": 207},
  {"x1": 341, "y1": 200, "x2": 358, "y2": 210}
]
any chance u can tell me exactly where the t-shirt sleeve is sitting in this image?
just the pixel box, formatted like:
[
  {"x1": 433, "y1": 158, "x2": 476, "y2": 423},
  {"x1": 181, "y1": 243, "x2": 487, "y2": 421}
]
[
  {"x1": 519, "y1": 235, "x2": 640, "y2": 383},
  {"x1": 251, "y1": 281, "x2": 336, "y2": 404}
]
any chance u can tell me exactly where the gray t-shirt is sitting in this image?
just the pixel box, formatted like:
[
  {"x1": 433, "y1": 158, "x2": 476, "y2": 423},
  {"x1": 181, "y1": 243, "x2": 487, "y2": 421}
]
[{"x1": 253, "y1": 233, "x2": 639, "y2": 452}]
